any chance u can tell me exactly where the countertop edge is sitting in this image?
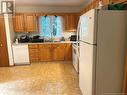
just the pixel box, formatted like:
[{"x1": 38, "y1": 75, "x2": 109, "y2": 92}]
[{"x1": 12, "y1": 41, "x2": 77, "y2": 45}]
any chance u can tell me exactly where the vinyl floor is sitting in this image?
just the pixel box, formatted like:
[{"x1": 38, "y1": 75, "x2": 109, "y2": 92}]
[{"x1": 0, "y1": 61, "x2": 82, "y2": 95}]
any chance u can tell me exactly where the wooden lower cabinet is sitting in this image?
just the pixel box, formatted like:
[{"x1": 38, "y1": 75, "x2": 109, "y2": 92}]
[
  {"x1": 29, "y1": 45, "x2": 39, "y2": 62},
  {"x1": 39, "y1": 44, "x2": 52, "y2": 62},
  {"x1": 29, "y1": 49, "x2": 39, "y2": 62},
  {"x1": 29, "y1": 43, "x2": 72, "y2": 62},
  {"x1": 52, "y1": 44, "x2": 67, "y2": 61},
  {"x1": 65, "y1": 43, "x2": 72, "y2": 61}
]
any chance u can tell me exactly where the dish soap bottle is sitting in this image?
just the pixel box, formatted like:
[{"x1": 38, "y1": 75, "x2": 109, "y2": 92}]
[{"x1": 15, "y1": 38, "x2": 18, "y2": 44}]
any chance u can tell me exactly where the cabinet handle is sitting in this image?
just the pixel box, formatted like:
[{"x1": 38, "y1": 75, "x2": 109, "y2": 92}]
[{"x1": 53, "y1": 46, "x2": 59, "y2": 49}]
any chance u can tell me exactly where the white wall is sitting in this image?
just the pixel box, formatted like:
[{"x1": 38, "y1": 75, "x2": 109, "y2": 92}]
[
  {"x1": 62, "y1": 32, "x2": 76, "y2": 40},
  {"x1": 4, "y1": 14, "x2": 15, "y2": 66}
]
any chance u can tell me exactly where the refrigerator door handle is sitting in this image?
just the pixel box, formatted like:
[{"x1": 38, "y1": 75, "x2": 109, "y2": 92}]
[{"x1": 76, "y1": 17, "x2": 82, "y2": 58}]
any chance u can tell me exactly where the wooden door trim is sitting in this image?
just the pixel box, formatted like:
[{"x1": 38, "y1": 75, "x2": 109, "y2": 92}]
[{"x1": 123, "y1": 53, "x2": 127, "y2": 94}]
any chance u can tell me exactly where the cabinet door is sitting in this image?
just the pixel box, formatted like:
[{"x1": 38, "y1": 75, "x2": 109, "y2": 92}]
[
  {"x1": 93, "y1": 0, "x2": 99, "y2": 8},
  {"x1": 52, "y1": 44, "x2": 66, "y2": 61},
  {"x1": 39, "y1": 44, "x2": 52, "y2": 62},
  {"x1": 24, "y1": 14, "x2": 37, "y2": 32},
  {"x1": 112, "y1": 0, "x2": 126, "y2": 3},
  {"x1": 13, "y1": 14, "x2": 24, "y2": 32},
  {"x1": 68, "y1": 15, "x2": 74, "y2": 31},
  {"x1": 0, "y1": 15, "x2": 9, "y2": 67},
  {"x1": 64, "y1": 14, "x2": 79, "y2": 32},
  {"x1": 74, "y1": 14, "x2": 79, "y2": 31},
  {"x1": 102, "y1": 0, "x2": 110, "y2": 5},
  {"x1": 65, "y1": 43, "x2": 72, "y2": 61},
  {"x1": 29, "y1": 45, "x2": 39, "y2": 62}
]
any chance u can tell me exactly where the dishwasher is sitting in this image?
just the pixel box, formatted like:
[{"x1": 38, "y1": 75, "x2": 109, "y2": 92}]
[
  {"x1": 12, "y1": 44, "x2": 30, "y2": 65},
  {"x1": 72, "y1": 43, "x2": 79, "y2": 72}
]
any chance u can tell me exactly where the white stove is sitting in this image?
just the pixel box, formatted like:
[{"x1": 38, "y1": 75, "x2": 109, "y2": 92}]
[{"x1": 72, "y1": 43, "x2": 79, "y2": 73}]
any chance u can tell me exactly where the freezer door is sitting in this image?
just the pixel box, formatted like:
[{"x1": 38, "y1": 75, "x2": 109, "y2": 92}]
[
  {"x1": 80, "y1": 9, "x2": 97, "y2": 44},
  {"x1": 79, "y1": 41, "x2": 96, "y2": 95}
]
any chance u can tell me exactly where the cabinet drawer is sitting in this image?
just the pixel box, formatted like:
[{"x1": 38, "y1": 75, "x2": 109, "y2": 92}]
[
  {"x1": 39, "y1": 44, "x2": 51, "y2": 48},
  {"x1": 29, "y1": 53, "x2": 38, "y2": 58},
  {"x1": 30, "y1": 58, "x2": 39, "y2": 62},
  {"x1": 29, "y1": 49, "x2": 38, "y2": 53},
  {"x1": 29, "y1": 44, "x2": 38, "y2": 49},
  {"x1": 29, "y1": 49, "x2": 38, "y2": 57},
  {"x1": 52, "y1": 44, "x2": 67, "y2": 49},
  {"x1": 29, "y1": 48, "x2": 39, "y2": 62}
]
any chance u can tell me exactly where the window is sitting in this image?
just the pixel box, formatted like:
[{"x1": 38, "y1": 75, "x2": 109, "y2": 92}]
[{"x1": 40, "y1": 16, "x2": 63, "y2": 38}]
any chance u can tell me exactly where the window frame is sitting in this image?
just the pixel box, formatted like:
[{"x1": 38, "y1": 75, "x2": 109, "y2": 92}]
[{"x1": 39, "y1": 15, "x2": 63, "y2": 39}]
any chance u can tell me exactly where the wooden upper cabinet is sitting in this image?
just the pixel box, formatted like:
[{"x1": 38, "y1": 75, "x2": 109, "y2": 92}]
[
  {"x1": 112, "y1": 0, "x2": 127, "y2": 3},
  {"x1": 75, "y1": 14, "x2": 80, "y2": 31},
  {"x1": 13, "y1": 13, "x2": 37, "y2": 32},
  {"x1": 102, "y1": 0, "x2": 110, "y2": 5},
  {"x1": 13, "y1": 14, "x2": 24, "y2": 32},
  {"x1": 24, "y1": 14, "x2": 37, "y2": 32},
  {"x1": 52, "y1": 44, "x2": 66, "y2": 61},
  {"x1": 65, "y1": 15, "x2": 75, "y2": 31},
  {"x1": 93, "y1": 0, "x2": 99, "y2": 8},
  {"x1": 81, "y1": 0, "x2": 110, "y2": 14},
  {"x1": 63, "y1": 14, "x2": 79, "y2": 32}
]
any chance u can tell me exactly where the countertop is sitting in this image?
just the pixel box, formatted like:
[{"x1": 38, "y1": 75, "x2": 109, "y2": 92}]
[{"x1": 13, "y1": 41, "x2": 77, "y2": 46}]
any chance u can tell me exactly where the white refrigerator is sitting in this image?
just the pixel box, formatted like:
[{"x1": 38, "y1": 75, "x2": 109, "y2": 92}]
[{"x1": 79, "y1": 9, "x2": 127, "y2": 95}]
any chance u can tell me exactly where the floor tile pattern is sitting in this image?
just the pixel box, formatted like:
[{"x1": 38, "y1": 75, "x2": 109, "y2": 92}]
[{"x1": 0, "y1": 61, "x2": 82, "y2": 95}]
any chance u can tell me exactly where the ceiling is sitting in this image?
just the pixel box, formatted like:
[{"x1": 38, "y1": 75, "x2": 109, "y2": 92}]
[{"x1": 15, "y1": 0, "x2": 89, "y2": 7}]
